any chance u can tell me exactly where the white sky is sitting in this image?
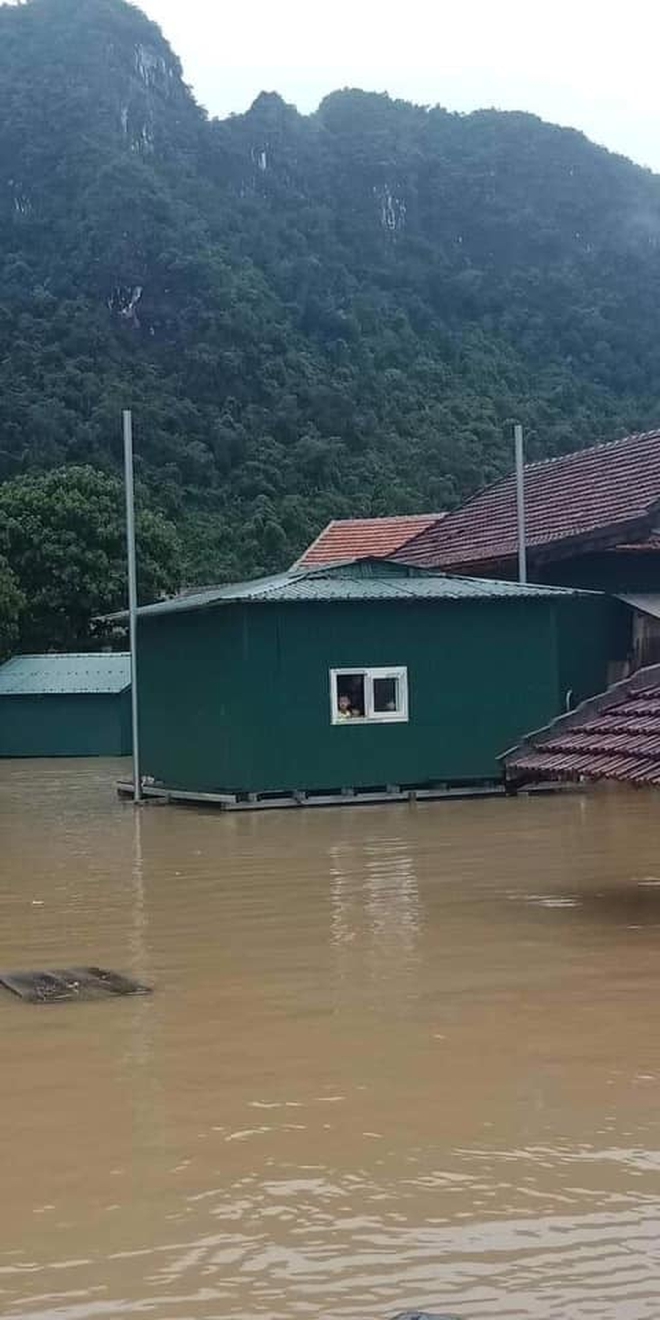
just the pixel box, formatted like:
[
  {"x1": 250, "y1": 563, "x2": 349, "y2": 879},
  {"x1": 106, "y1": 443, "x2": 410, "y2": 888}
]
[{"x1": 136, "y1": 0, "x2": 660, "y2": 172}]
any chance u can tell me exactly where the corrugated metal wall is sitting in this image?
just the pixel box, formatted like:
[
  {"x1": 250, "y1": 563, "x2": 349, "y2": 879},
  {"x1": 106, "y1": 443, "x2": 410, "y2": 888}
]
[
  {"x1": 135, "y1": 596, "x2": 623, "y2": 795},
  {"x1": 0, "y1": 692, "x2": 132, "y2": 758}
]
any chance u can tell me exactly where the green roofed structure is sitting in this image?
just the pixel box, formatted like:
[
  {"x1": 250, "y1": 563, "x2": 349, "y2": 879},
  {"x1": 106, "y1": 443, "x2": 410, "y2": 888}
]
[
  {"x1": 112, "y1": 558, "x2": 632, "y2": 808},
  {"x1": 0, "y1": 653, "x2": 131, "y2": 758}
]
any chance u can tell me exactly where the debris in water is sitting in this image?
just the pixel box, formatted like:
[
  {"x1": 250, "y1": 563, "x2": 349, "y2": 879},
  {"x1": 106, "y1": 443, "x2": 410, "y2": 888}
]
[
  {"x1": 392, "y1": 1314, "x2": 461, "y2": 1320},
  {"x1": 0, "y1": 967, "x2": 152, "y2": 1004}
]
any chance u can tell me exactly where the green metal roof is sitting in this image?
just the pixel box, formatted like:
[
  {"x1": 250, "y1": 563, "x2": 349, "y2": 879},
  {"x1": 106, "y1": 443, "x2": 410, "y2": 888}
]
[
  {"x1": 119, "y1": 559, "x2": 597, "y2": 621},
  {"x1": 0, "y1": 653, "x2": 131, "y2": 696}
]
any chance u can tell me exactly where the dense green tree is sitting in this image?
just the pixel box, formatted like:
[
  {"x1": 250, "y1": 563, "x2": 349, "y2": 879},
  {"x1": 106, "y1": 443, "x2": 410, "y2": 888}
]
[
  {"x1": 0, "y1": 556, "x2": 25, "y2": 658},
  {"x1": 2, "y1": 0, "x2": 660, "y2": 641},
  {"x1": 0, "y1": 466, "x2": 182, "y2": 649}
]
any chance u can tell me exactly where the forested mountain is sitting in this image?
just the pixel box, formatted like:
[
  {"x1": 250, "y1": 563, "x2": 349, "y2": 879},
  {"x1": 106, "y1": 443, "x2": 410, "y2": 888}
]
[{"x1": 3, "y1": 0, "x2": 660, "y2": 644}]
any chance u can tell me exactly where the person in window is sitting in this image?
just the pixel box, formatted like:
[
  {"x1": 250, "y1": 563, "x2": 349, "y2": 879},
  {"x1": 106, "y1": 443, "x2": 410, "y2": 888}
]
[{"x1": 337, "y1": 694, "x2": 354, "y2": 719}]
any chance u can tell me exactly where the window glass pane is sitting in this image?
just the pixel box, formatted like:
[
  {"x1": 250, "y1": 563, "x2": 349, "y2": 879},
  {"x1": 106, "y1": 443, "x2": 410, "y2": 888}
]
[
  {"x1": 373, "y1": 676, "x2": 399, "y2": 713},
  {"x1": 336, "y1": 673, "x2": 365, "y2": 719}
]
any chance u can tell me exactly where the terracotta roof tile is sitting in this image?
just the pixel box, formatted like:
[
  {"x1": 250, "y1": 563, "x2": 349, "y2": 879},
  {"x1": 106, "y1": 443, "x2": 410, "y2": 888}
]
[
  {"x1": 397, "y1": 429, "x2": 660, "y2": 571},
  {"x1": 504, "y1": 669, "x2": 660, "y2": 787},
  {"x1": 296, "y1": 514, "x2": 443, "y2": 567}
]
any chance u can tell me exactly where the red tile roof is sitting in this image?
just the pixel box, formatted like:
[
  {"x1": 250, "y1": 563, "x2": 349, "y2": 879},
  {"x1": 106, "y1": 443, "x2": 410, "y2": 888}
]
[
  {"x1": 296, "y1": 514, "x2": 443, "y2": 567},
  {"x1": 503, "y1": 666, "x2": 660, "y2": 787},
  {"x1": 397, "y1": 429, "x2": 660, "y2": 571}
]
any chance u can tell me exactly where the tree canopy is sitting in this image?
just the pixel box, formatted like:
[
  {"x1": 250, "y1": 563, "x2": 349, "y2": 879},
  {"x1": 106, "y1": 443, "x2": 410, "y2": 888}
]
[
  {"x1": 2, "y1": 0, "x2": 660, "y2": 644},
  {"x1": 0, "y1": 466, "x2": 181, "y2": 649},
  {"x1": 0, "y1": 556, "x2": 24, "y2": 658}
]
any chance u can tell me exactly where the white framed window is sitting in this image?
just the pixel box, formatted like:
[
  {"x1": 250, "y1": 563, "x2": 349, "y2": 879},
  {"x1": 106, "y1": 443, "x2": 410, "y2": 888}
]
[{"x1": 330, "y1": 667, "x2": 409, "y2": 725}]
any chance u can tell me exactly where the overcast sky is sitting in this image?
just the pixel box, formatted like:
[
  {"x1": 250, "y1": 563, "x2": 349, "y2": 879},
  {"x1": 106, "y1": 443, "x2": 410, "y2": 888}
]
[{"x1": 134, "y1": 0, "x2": 660, "y2": 172}]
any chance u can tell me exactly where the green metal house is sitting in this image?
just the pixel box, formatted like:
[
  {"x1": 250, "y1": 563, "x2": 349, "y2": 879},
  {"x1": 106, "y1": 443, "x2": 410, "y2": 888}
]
[
  {"x1": 128, "y1": 559, "x2": 630, "y2": 807},
  {"x1": 0, "y1": 653, "x2": 132, "y2": 758}
]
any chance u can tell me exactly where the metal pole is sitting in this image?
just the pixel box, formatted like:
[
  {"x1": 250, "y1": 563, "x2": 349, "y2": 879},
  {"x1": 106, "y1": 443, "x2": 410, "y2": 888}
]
[
  {"x1": 123, "y1": 409, "x2": 142, "y2": 803},
  {"x1": 514, "y1": 423, "x2": 527, "y2": 585}
]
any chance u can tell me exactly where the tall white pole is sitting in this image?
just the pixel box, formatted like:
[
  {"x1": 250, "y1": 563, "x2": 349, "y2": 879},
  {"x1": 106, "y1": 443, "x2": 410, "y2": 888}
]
[
  {"x1": 514, "y1": 423, "x2": 527, "y2": 585},
  {"x1": 123, "y1": 409, "x2": 142, "y2": 804}
]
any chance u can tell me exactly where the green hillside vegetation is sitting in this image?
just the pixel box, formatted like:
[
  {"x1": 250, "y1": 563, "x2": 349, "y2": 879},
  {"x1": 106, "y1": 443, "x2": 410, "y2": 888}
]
[{"x1": 2, "y1": 0, "x2": 660, "y2": 646}]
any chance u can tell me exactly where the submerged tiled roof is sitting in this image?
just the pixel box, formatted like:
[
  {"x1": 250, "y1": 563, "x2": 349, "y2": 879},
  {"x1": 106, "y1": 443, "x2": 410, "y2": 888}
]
[
  {"x1": 296, "y1": 514, "x2": 443, "y2": 567},
  {"x1": 0, "y1": 653, "x2": 131, "y2": 696},
  {"x1": 614, "y1": 532, "x2": 660, "y2": 553},
  {"x1": 397, "y1": 429, "x2": 660, "y2": 570},
  {"x1": 115, "y1": 560, "x2": 592, "y2": 621},
  {"x1": 503, "y1": 666, "x2": 660, "y2": 787}
]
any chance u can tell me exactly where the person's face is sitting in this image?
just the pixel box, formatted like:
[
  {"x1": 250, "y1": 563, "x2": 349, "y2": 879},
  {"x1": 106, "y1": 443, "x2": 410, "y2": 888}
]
[{"x1": 338, "y1": 695, "x2": 351, "y2": 712}]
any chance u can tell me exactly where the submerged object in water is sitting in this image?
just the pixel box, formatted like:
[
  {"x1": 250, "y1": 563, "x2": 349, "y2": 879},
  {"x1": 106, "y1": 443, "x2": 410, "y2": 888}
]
[
  {"x1": 0, "y1": 967, "x2": 152, "y2": 1003},
  {"x1": 392, "y1": 1314, "x2": 461, "y2": 1320}
]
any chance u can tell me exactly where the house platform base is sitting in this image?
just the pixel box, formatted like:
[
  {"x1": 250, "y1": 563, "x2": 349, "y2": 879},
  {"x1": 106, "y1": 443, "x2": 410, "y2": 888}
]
[{"x1": 117, "y1": 779, "x2": 557, "y2": 812}]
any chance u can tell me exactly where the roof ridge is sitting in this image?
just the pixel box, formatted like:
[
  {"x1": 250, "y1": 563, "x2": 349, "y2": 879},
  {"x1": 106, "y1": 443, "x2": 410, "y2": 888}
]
[
  {"x1": 367, "y1": 514, "x2": 437, "y2": 525},
  {"x1": 446, "y1": 428, "x2": 660, "y2": 510},
  {"x1": 520, "y1": 427, "x2": 660, "y2": 475},
  {"x1": 446, "y1": 428, "x2": 660, "y2": 511},
  {"x1": 313, "y1": 512, "x2": 442, "y2": 525},
  {"x1": 247, "y1": 573, "x2": 299, "y2": 597}
]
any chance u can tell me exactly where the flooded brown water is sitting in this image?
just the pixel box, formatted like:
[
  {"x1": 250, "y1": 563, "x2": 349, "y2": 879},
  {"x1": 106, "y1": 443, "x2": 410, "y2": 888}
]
[{"x1": 2, "y1": 763, "x2": 660, "y2": 1319}]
